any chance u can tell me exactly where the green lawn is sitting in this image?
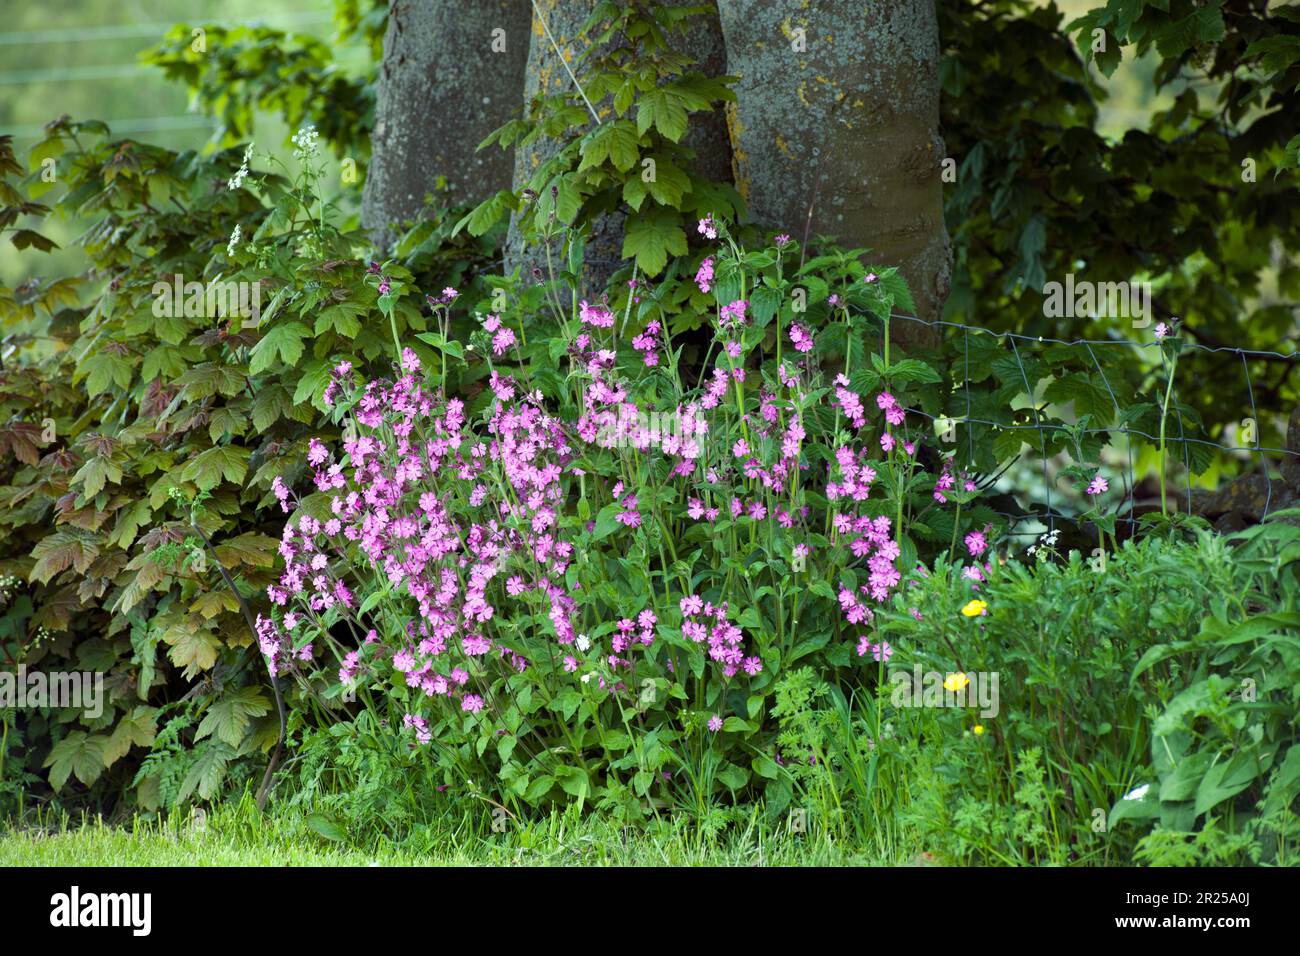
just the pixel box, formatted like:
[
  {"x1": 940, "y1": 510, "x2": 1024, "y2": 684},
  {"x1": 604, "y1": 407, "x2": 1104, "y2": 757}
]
[{"x1": 1, "y1": 801, "x2": 908, "y2": 866}]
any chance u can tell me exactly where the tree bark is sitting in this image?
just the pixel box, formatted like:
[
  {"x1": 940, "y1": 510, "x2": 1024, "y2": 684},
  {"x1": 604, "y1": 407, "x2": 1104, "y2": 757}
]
[
  {"x1": 716, "y1": 0, "x2": 951, "y2": 338},
  {"x1": 505, "y1": 0, "x2": 731, "y2": 294},
  {"x1": 363, "y1": 0, "x2": 531, "y2": 252}
]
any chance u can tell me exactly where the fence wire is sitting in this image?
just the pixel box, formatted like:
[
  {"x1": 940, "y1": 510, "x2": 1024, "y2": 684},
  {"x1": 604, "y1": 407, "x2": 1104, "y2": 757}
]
[{"x1": 881, "y1": 311, "x2": 1298, "y2": 536}]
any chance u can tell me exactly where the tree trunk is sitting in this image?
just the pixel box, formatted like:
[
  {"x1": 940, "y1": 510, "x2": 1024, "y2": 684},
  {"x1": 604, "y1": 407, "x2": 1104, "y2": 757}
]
[
  {"x1": 363, "y1": 0, "x2": 531, "y2": 252},
  {"x1": 505, "y1": 0, "x2": 731, "y2": 294},
  {"x1": 716, "y1": 0, "x2": 951, "y2": 339}
]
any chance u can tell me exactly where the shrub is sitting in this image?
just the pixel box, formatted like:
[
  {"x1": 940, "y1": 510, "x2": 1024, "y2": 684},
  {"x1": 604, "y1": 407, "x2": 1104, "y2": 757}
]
[
  {"x1": 258, "y1": 218, "x2": 995, "y2": 822},
  {"x1": 0, "y1": 123, "x2": 494, "y2": 813},
  {"x1": 874, "y1": 518, "x2": 1300, "y2": 865}
]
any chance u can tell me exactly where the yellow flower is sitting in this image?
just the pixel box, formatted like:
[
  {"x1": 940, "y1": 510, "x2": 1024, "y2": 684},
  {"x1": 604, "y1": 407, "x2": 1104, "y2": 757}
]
[
  {"x1": 973, "y1": 724, "x2": 986, "y2": 735},
  {"x1": 943, "y1": 672, "x2": 970, "y2": 693},
  {"x1": 961, "y1": 599, "x2": 988, "y2": 618}
]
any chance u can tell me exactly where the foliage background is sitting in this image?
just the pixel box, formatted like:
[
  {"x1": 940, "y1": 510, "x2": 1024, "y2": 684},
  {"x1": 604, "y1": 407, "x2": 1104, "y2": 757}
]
[{"x1": 0, "y1": 0, "x2": 1296, "y2": 865}]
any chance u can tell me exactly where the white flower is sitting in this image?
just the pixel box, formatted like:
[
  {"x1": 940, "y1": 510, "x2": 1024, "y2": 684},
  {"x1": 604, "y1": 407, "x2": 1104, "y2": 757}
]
[
  {"x1": 580, "y1": 673, "x2": 593, "y2": 684},
  {"x1": 576, "y1": 633, "x2": 591, "y2": 652},
  {"x1": 1123, "y1": 784, "x2": 1150, "y2": 802},
  {"x1": 226, "y1": 223, "x2": 241, "y2": 257},
  {"x1": 292, "y1": 125, "x2": 320, "y2": 160},
  {"x1": 227, "y1": 142, "x2": 254, "y2": 190}
]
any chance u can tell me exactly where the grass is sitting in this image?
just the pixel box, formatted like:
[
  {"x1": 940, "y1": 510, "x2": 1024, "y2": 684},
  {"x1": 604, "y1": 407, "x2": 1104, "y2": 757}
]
[{"x1": 0, "y1": 797, "x2": 906, "y2": 866}]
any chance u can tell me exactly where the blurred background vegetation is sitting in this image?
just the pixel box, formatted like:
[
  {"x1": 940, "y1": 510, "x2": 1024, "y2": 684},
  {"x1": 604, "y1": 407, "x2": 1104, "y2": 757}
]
[
  {"x1": 0, "y1": 0, "x2": 374, "y2": 285},
  {"x1": 0, "y1": 0, "x2": 1173, "y2": 288}
]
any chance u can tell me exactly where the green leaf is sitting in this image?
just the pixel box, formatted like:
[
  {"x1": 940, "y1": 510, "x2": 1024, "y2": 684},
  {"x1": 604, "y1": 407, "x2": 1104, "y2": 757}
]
[
  {"x1": 622, "y1": 208, "x2": 687, "y2": 276},
  {"x1": 455, "y1": 189, "x2": 516, "y2": 237},
  {"x1": 637, "y1": 89, "x2": 689, "y2": 142},
  {"x1": 177, "y1": 742, "x2": 234, "y2": 803},
  {"x1": 197, "y1": 687, "x2": 271, "y2": 747},
  {"x1": 44, "y1": 731, "x2": 108, "y2": 790},
  {"x1": 307, "y1": 813, "x2": 348, "y2": 842},
  {"x1": 1194, "y1": 747, "x2": 1274, "y2": 816},
  {"x1": 163, "y1": 625, "x2": 222, "y2": 679},
  {"x1": 71, "y1": 456, "x2": 123, "y2": 499},
  {"x1": 80, "y1": 352, "x2": 134, "y2": 397},
  {"x1": 249, "y1": 321, "x2": 309, "y2": 374},
  {"x1": 181, "y1": 445, "x2": 250, "y2": 491},
  {"x1": 716, "y1": 762, "x2": 750, "y2": 791},
  {"x1": 293, "y1": 359, "x2": 334, "y2": 409},
  {"x1": 315, "y1": 300, "x2": 367, "y2": 339},
  {"x1": 103, "y1": 706, "x2": 157, "y2": 767},
  {"x1": 251, "y1": 384, "x2": 296, "y2": 432},
  {"x1": 30, "y1": 529, "x2": 100, "y2": 583},
  {"x1": 579, "y1": 121, "x2": 641, "y2": 173}
]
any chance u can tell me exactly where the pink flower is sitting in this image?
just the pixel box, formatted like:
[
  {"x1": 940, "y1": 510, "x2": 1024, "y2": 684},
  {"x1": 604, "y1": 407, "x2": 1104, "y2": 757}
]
[
  {"x1": 708, "y1": 714, "x2": 723, "y2": 732},
  {"x1": 695, "y1": 256, "x2": 714, "y2": 294},
  {"x1": 965, "y1": 530, "x2": 987, "y2": 557},
  {"x1": 1086, "y1": 476, "x2": 1109, "y2": 495}
]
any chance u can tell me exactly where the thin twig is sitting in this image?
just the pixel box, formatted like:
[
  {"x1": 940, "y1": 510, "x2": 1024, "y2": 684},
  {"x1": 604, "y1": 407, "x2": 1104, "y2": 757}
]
[{"x1": 531, "y1": 0, "x2": 601, "y2": 124}]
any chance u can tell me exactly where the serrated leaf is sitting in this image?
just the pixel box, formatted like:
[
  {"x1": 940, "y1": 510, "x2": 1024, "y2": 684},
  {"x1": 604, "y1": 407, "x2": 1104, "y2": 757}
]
[
  {"x1": 622, "y1": 208, "x2": 687, "y2": 276},
  {"x1": 249, "y1": 321, "x2": 309, "y2": 374},
  {"x1": 197, "y1": 687, "x2": 271, "y2": 747},
  {"x1": 163, "y1": 625, "x2": 222, "y2": 679},
  {"x1": 30, "y1": 530, "x2": 100, "y2": 583},
  {"x1": 178, "y1": 742, "x2": 234, "y2": 803},
  {"x1": 44, "y1": 732, "x2": 107, "y2": 790},
  {"x1": 181, "y1": 445, "x2": 250, "y2": 491}
]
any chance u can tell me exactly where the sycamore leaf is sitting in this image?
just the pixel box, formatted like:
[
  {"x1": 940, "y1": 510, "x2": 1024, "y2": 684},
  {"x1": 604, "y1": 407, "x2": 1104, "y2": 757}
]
[
  {"x1": 212, "y1": 532, "x2": 278, "y2": 569},
  {"x1": 622, "y1": 208, "x2": 687, "y2": 276},
  {"x1": 163, "y1": 624, "x2": 222, "y2": 678},
  {"x1": 181, "y1": 445, "x2": 250, "y2": 491},
  {"x1": 249, "y1": 321, "x2": 309, "y2": 374},
  {"x1": 314, "y1": 300, "x2": 367, "y2": 338},
  {"x1": 455, "y1": 189, "x2": 516, "y2": 237},
  {"x1": 44, "y1": 731, "x2": 108, "y2": 790},
  {"x1": 175, "y1": 363, "x2": 245, "y2": 402},
  {"x1": 293, "y1": 359, "x2": 333, "y2": 409},
  {"x1": 197, "y1": 687, "x2": 271, "y2": 748},
  {"x1": 636, "y1": 88, "x2": 689, "y2": 142},
  {"x1": 579, "y1": 121, "x2": 641, "y2": 173},
  {"x1": 250, "y1": 384, "x2": 296, "y2": 432},
  {"x1": 103, "y1": 706, "x2": 157, "y2": 767},
  {"x1": 190, "y1": 588, "x2": 239, "y2": 620},
  {"x1": 30, "y1": 529, "x2": 101, "y2": 583},
  {"x1": 80, "y1": 352, "x2": 135, "y2": 397},
  {"x1": 71, "y1": 455, "x2": 123, "y2": 498}
]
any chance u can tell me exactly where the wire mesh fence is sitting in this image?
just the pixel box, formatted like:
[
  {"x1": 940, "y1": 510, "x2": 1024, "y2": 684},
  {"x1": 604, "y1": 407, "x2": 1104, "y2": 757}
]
[{"x1": 882, "y1": 311, "x2": 1299, "y2": 538}]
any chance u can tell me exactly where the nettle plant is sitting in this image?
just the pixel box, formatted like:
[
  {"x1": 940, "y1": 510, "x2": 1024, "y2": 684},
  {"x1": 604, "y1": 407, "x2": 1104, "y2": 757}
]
[{"x1": 262, "y1": 216, "x2": 998, "y2": 817}]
